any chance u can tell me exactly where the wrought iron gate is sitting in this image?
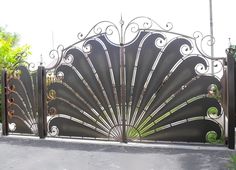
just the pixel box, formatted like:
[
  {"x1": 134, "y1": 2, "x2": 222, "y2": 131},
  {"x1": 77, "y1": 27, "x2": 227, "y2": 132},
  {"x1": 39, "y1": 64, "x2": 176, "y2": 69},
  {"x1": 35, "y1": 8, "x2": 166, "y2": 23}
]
[{"x1": 2, "y1": 17, "x2": 235, "y2": 149}]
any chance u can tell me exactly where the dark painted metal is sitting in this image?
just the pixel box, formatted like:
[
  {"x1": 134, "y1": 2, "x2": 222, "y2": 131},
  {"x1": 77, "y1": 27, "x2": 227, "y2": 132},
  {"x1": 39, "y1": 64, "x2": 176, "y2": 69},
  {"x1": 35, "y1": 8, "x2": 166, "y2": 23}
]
[
  {"x1": 6, "y1": 66, "x2": 38, "y2": 135},
  {"x1": 0, "y1": 18, "x2": 229, "y2": 148},
  {"x1": 120, "y1": 44, "x2": 127, "y2": 143},
  {"x1": 144, "y1": 120, "x2": 221, "y2": 142},
  {"x1": 120, "y1": 17, "x2": 127, "y2": 143},
  {"x1": 40, "y1": 18, "x2": 225, "y2": 145},
  {"x1": 1, "y1": 69, "x2": 8, "y2": 135},
  {"x1": 227, "y1": 49, "x2": 235, "y2": 149},
  {"x1": 38, "y1": 66, "x2": 47, "y2": 138},
  {"x1": 46, "y1": 31, "x2": 223, "y2": 144}
]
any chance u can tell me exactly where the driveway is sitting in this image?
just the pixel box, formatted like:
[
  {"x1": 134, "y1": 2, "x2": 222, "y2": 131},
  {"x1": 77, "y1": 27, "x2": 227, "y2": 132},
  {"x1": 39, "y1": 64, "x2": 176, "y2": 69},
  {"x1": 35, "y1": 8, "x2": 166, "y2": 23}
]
[{"x1": 0, "y1": 136, "x2": 235, "y2": 170}]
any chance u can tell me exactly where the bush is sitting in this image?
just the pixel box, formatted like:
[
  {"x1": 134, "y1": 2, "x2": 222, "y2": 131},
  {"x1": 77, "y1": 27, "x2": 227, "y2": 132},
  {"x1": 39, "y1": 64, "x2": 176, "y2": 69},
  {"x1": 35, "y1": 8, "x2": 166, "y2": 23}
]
[{"x1": 0, "y1": 27, "x2": 31, "y2": 122}]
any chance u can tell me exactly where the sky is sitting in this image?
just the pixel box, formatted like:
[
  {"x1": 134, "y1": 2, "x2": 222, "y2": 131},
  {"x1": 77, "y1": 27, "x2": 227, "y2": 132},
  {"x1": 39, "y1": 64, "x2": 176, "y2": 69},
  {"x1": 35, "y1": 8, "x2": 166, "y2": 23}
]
[{"x1": 0, "y1": 0, "x2": 235, "y2": 66}]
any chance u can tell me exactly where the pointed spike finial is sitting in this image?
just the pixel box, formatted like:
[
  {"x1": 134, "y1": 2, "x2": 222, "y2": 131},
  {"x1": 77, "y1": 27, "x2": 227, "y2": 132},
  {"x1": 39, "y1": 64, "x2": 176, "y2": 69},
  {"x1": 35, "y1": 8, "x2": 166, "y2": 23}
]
[
  {"x1": 120, "y1": 13, "x2": 124, "y2": 26},
  {"x1": 229, "y1": 37, "x2": 232, "y2": 46},
  {"x1": 120, "y1": 13, "x2": 124, "y2": 44},
  {"x1": 40, "y1": 54, "x2": 43, "y2": 66}
]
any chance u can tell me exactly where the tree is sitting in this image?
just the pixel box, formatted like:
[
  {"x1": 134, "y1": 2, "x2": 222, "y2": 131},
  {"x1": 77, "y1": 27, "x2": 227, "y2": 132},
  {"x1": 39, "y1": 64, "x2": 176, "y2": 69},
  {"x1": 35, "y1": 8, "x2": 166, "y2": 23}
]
[{"x1": 0, "y1": 27, "x2": 31, "y2": 122}]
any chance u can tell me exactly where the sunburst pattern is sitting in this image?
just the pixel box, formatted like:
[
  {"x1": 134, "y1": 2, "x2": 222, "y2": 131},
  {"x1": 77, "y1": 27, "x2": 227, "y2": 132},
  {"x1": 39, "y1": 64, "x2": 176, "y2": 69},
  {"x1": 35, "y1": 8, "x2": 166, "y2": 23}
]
[
  {"x1": 6, "y1": 65, "x2": 38, "y2": 135},
  {"x1": 47, "y1": 30, "x2": 223, "y2": 143}
]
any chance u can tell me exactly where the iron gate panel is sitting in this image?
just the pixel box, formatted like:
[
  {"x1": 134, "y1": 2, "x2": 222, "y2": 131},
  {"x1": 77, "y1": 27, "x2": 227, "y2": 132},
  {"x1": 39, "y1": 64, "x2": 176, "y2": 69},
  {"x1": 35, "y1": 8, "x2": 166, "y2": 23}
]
[
  {"x1": 45, "y1": 17, "x2": 224, "y2": 144},
  {"x1": 47, "y1": 35, "x2": 123, "y2": 140},
  {"x1": 6, "y1": 65, "x2": 38, "y2": 135}
]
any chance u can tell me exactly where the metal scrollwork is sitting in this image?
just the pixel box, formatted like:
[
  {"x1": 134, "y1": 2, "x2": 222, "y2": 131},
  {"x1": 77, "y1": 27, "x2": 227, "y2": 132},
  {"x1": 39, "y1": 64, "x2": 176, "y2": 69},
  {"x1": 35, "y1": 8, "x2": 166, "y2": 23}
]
[
  {"x1": 77, "y1": 21, "x2": 120, "y2": 41},
  {"x1": 195, "y1": 62, "x2": 209, "y2": 75},
  {"x1": 49, "y1": 126, "x2": 59, "y2": 137},
  {"x1": 124, "y1": 16, "x2": 173, "y2": 33},
  {"x1": 124, "y1": 16, "x2": 173, "y2": 43},
  {"x1": 207, "y1": 107, "x2": 221, "y2": 119},
  {"x1": 45, "y1": 16, "x2": 225, "y2": 144},
  {"x1": 206, "y1": 130, "x2": 218, "y2": 143},
  {"x1": 46, "y1": 45, "x2": 64, "y2": 70},
  {"x1": 193, "y1": 31, "x2": 218, "y2": 60},
  {"x1": 155, "y1": 36, "x2": 167, "y2": 48},
  {"x1": 48, "y1": 107, "x2": 57, "y2": 116},
  {"x1": 180, "y1": 43, "x2": 193, "y2": 56},
  {"x1": 9, "y1": 123, "x2": 16, "y2": 132},
  {"x1": 7, "y1": 65, "x2": 38, "y2": 135},
  {"x1": 26, "y1": 62, "x2": 37, "y2": 72},
  {"x1": 63, "y1": 54, "x2": 74, "y2": 65}
]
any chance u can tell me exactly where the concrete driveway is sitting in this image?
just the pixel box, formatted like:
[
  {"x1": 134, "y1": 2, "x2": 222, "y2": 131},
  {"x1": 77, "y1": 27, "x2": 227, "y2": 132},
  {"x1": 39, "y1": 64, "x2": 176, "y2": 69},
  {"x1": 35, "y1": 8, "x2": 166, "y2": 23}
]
[{"x1": 0, "y1": 136, "x2": 235, "y2": 170}]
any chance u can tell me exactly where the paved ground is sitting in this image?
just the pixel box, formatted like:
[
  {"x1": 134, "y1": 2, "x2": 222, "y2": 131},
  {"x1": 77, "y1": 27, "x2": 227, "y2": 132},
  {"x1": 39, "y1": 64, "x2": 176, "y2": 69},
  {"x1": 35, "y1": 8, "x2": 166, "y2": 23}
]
[{"x1": 0, "y1": 136, "x2": 235, "y2": 170}]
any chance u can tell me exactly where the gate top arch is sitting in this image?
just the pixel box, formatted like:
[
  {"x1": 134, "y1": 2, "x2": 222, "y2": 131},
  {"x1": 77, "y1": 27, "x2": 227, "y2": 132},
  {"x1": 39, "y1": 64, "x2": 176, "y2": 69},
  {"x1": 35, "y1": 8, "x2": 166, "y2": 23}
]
[{"x1": 47, "y1": 16, "x2": 224, "y2": 72}]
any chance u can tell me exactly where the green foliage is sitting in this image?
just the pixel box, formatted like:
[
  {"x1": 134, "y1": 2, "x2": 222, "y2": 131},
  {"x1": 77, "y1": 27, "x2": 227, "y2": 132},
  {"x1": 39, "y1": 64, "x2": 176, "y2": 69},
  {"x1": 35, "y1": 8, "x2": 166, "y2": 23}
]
[
  {"x1": 0, "y1": 27, "x2": 31, "y2": 71},
  {"x1": 0, "y1": 26, "x2": 31, "y2": 122},
  {"x1": 228, "y1": 154, "x2": 236, "y2": 170}
]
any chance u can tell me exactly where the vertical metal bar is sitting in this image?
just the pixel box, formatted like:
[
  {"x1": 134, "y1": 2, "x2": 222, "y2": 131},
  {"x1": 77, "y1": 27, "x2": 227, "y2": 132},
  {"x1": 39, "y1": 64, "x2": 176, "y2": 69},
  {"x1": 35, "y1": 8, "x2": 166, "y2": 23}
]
[
  {"x1": 119, "y1": 15, "x2": 127, "y2": 143},
  {"x1": 209, "y1": 0, "x2": 215, "y2": 74},
  {"x1": 120, "y1": 44, "x2": 127, "y2": 143},
  {"x1": 37, "y1": 66, "x2": 47, "y2": 138},
  {"x1": 1, "y1": 69, "x2": 8, "y2": 135},
  {"x1": 227, "y1": 49, "x2": 235, "y2": 149},
  {"x1": 221, "y1": 60, "x2": 227, "y2": 145}
]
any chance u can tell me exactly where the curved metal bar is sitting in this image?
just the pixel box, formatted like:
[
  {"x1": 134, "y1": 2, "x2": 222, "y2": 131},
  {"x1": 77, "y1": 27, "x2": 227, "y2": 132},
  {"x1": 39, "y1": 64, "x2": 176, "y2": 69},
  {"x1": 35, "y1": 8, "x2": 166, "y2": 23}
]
[
  {"x1": 124, "y1": 16, "x2": 173, "y2": 43},
  {"x1": 55, "y1": 62, "x2": 117, "y2": 132},
  {"x1": 141, "y1": 116, "x2": 222, "y2": 141},
  {"x1": 108, "y1": 123, "x2": 141, "y2": 141},
  {"x1": 52, "y1": 97, "x2": 110, "y2": 133},
  {"x1": 8, "y1": 91, "x2": 34, "y2": 125},
  {"x1": 42, "y1": 17, "x2": 225, "y2": 142},
  {"x1": 77, "y1": 21, "x2": 120, "y2": 41},
  {"x1": 46, "y1": 17, "x2": 226, "y2": 72},
  {"x1": 47, "y1": 114, "x2": 108, "y2": 137},
  {"x1": 45, "y1": 45, "x2": 64, "y2": 71},
  {"x1": 193, "y1": 31, "x2": 225, "y2": 60},
  {"x1": 11, "y1": 115, "x2": 38, "y2": 134}
]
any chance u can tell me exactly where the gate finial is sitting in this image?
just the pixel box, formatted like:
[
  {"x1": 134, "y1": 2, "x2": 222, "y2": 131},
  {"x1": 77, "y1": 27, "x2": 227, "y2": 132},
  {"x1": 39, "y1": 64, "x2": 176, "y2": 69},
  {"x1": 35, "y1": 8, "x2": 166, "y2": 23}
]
[
  {"x1": 120, "y1": 14, "x2": 124, "y2": 44},
  {"x1": 229, "y1": 37, "x2": 232, "y2": 46},
  {"x1": 40, "y1": 54, "x2": 43, "y2": 66}
]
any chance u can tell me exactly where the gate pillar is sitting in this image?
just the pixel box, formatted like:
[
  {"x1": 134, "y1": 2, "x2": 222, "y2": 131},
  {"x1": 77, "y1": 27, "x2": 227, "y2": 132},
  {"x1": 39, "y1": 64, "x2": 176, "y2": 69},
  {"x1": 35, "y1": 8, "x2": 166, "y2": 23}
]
[
  {"x1": 37, "y1": 66, "x2": 47, "y2": 138},
  {"x1": 1, "y1": 69, "x2": 8, "y2": 135},
  {"x1": 226, "y1": 47, "x2": 236, "y2": 149}
]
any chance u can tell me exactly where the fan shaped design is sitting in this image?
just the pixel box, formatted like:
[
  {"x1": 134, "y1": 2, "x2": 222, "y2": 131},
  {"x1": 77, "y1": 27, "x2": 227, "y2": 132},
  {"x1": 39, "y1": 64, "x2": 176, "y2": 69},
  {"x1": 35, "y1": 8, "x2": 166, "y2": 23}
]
[
  {"x1": 47, "y1": 29, "x2": 223, "y2": 143},
  {"x1": 7, "y1": 65, "x2": 38, "y2": 135}
]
